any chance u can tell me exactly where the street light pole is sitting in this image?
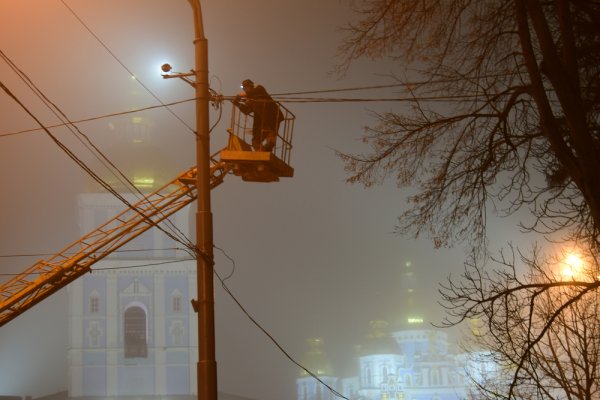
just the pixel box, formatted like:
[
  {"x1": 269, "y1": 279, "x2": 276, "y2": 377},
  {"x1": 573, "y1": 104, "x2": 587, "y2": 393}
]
[{"x1": 188, "y1": 1, "x2": 217, "y2": 400}]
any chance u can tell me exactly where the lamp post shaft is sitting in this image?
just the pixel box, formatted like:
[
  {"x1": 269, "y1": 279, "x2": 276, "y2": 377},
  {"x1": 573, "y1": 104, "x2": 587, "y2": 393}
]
[{"x1": 189, "y1": 1, "x2": 217, "y2": 400}]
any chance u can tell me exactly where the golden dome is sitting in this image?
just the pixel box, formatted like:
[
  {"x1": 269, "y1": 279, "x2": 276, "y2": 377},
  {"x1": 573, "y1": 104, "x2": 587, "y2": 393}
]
[
  {"x1": 360, "y1": 320, "x2": 397, "y2": 355},
  {"x1": 300, "y1": 338, "x2": 334, "y2": 377}
]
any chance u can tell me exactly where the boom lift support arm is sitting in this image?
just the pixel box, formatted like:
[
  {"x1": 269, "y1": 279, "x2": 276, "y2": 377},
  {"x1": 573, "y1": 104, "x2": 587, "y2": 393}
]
[
  {"x1": 0, "y1": 159, "x2": 229, "y2": 327},
  {"x1": 0, "y1": 100, "x2": 295, "y2": 328}
]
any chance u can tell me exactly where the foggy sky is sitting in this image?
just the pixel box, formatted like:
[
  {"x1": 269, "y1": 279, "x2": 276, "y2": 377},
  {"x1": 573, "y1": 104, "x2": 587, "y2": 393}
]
[{"x1": 0, "y1": 1, "x2": 487, "y2": 399}]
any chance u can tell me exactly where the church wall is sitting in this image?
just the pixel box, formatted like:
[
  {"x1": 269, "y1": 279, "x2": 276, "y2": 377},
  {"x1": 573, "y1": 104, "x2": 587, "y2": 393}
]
[
  {"x1": 117, "y1": 364, "x2": 155, "y2": 395},
  {"x1": 82, "y1": 363, "x2": 107, "y2": 396},
  {"x1": 68, "y1": 260, "x2": 197, "y2": 397},
  {"x1": 166, "y1": 365, "x2": 190, "y2": 395},
  {"x1": 359, "y1": 354, "x2": 403, "y2": 389},
  {"x1": 297, "y1": 376, "x2": 338, "y2": 400}
]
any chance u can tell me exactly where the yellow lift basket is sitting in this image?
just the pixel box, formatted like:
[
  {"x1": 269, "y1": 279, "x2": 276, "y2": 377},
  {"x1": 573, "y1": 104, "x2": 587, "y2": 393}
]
[{"x1": 220, "y1": 100, "x2": 295, "y2": 182}]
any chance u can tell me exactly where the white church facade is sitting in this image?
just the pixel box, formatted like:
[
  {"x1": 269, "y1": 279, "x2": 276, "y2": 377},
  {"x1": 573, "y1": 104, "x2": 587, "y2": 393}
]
[
  {"x1": 297, "y1": 321, "x2": 471, "y2": 400},
  {"x1": 295, "y1": 258, "x2": 494, "y2": 400},
  {"x1": 67, "y1": 191, "x2": 198, "y2": 397}
]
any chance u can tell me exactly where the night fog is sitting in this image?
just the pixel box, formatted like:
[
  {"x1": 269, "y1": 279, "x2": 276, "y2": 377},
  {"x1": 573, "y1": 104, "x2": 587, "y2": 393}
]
[{"x1": 0, "y1": 1, "x2": 501, "y2": 399}]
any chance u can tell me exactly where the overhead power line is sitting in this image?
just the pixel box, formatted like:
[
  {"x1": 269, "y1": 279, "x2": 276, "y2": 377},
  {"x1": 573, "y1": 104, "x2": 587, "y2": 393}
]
[
  {"x1": 0, "y1": 258, "x2": 195, "y2": 276},
  {"x1": 0, "y1": 49, "x2": 194, "y2": 250},
  {"x1": 0, "y1": 97, "x2": 196, "y2": 138},
  {"x1": 273, "y1": 83, "x2": 407, "y2": 96},
  {"x1": 0, "y1": 6, "x2": 513, "y2": 397},
  {"x1": 0, "y1": 91, "x2": 485, "y2": 138},
  {"x1": 1, "y1": 59, "x2": 339, "y2": 398},
  {"x1": 0, "y1": 247, "x2": 189, "y2": 259},
  {"x1": 59, "y1": 0, "x2": 196, "y2": 135},
  {"x1": 0, "y1": 242, "x2": 347, "y2": 399},
  {"x1": 0, "y1": 77, "x2": 195, "y2": 253},
  {"x1": 212, "y1": 247, "x2": 350, "y2": 400},
  {"x1": 270, "y1": 72, "x2": 518, "y2": 96},
  {"x1": 272, "y1": 94, "x2": 483, "y2": 103}
]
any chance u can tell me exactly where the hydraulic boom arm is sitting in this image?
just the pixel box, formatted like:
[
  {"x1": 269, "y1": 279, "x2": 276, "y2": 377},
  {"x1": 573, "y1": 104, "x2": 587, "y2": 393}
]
[
  {"x1": 0, "y1": 161, "x2": 229, "y2": 327},
  {"x1": 0, "y1": 100, "x2": 296, "y2": 328}
]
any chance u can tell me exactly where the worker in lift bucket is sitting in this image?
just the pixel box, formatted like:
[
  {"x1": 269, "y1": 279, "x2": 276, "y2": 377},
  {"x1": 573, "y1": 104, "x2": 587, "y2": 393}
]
[{"x1": 233, "y1": 79, "x2": 284, "y2": 152}]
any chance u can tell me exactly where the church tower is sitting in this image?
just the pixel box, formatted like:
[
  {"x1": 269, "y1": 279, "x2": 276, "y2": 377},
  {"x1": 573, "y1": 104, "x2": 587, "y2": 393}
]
[
  {"x1": 357, "y1": 320, "x2": 404, "y2": 400},
  {"x1": 297, "y1": 338, "x2": 338, "y2": 400},
  {"x1": 295, "y1": 257, "x2": 476, "y2": 400},
  {"x1": 398, "y1": 260, "x2": 425, "y2": 328},
  {"x1": 67, "y1": 112, "x2": 198, "y2": 397}
]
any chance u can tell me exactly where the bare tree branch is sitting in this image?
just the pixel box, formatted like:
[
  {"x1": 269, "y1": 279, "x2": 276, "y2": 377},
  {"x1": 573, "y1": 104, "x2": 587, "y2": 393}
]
[{"x1": 337, "y1": 0, "x2": 600, "y2": 253}]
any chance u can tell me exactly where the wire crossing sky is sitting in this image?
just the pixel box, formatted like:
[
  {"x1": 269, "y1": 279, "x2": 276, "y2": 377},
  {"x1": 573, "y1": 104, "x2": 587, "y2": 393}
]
[{"x1": 0, "y1": 2, "x2": 481, "y2": 400}]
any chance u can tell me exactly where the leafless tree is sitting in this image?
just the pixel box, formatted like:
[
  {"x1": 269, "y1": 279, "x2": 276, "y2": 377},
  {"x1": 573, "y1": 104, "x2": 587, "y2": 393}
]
[
  {"x1": 440, "y1": 246, "x2": 600, "y2": 399},
  {"x1": 338, "y1": 2, "x2": 600, "y2": 397},
  {"x1": 337, "y1": 0, "x2": 600, "y2": 253}
]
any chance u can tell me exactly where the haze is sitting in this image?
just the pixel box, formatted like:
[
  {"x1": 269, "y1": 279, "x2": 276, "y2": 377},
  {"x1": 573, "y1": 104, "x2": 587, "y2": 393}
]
[{"x1": 0, "y1": 1, "x2": 517, "y2": 399}]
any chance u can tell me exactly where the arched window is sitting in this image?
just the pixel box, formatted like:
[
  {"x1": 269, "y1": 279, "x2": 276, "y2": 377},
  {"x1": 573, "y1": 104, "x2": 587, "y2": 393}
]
[{"x1": 124, "y1": 306, "x2": 147, "y2": 358}]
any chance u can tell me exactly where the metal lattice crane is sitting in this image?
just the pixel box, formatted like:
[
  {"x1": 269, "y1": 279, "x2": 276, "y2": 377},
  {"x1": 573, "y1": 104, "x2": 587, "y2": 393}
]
[{"x1": 0, "y1": 102, "x2": 294, "y2": 327}]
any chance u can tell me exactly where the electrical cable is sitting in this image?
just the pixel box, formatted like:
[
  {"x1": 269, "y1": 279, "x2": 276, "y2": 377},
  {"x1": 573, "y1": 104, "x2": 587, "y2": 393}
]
[
  {"x1": 271, "y1": 94, "x2": 484, "y2": 103},
  {"x1": 214, "y1": 244, "x2": 236, "y2": 282},
  {"x1": 2, "y1": 9, "x2": 506, "y2": 394},
  {"x1": 0, "y1": 49, "x2": 138, "y2": 194},
  {"x1": 2, "y1": 241, "x2": 345, "y2": 399},
  {"x1": 270, "y1": 73, "x2": 517, "y2": 97},
  {"x1": 0, "y1": 258, "x2": 195, "y2": 275},
  {"x1": 93, "y1": 258, "x2": 195, "y2": 271},
  {"x1": 0, "y1": 6, "x2": 507, "y2": 397},
  {"x1": 0, "y1": 79, "x2": 196, "y2": 254},
  {"x1": 59, "y1": 0, "x2": 196, "y2": 136},
  {"x1": 0, "y1": 247, "x2": 189, "y2": 258},
  {"x1": 8, "y1": 25, "x2": 196, "y2": 250},
  {"x1": 0, "y1": 50, "x2": 195, "y2": 251},
  {"x1": 272, "y1": 83, "x2": 411, "y2": 96},
  {"x1": 0, "y1": 91, "x2": 489, "y2": 138},
  {"x1": 1, "y1": 1, "x2": 222, "y2": 250},
  {"x1": 213, "y1": 248, "x2": 350, "y2": 400},
  {"x1": 0, "y1": 97, "x2": 196, "y2": 138}
]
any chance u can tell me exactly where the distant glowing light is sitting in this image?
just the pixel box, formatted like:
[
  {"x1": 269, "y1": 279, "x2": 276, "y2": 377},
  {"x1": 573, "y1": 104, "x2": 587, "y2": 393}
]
[
  {"x1": 565, "y1": 253, "x2": 583, "y2": 268},
  {"x1": 407, "y1": 317, "x2": 423, "y2": 324},
  {"x1": 561, "y1": 252, "x2": 584, "y2": 279},
  {"x1": 134, "y1": 177, "x2": 154, "y2": 188},
  {"x1": 132, "y1": 116, "x2": 143, "y2": 124}
]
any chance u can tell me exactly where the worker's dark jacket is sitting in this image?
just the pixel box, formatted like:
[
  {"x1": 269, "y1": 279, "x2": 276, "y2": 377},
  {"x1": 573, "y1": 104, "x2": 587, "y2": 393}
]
[{"x1": 236, "y1": 85, "x2": 284, "y2": 134}]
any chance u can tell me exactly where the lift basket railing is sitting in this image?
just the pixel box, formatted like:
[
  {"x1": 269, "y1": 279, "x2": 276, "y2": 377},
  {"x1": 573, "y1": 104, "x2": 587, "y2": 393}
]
[{"x1": 228, "y1": 99, "x2": 295, "y2": 165}]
